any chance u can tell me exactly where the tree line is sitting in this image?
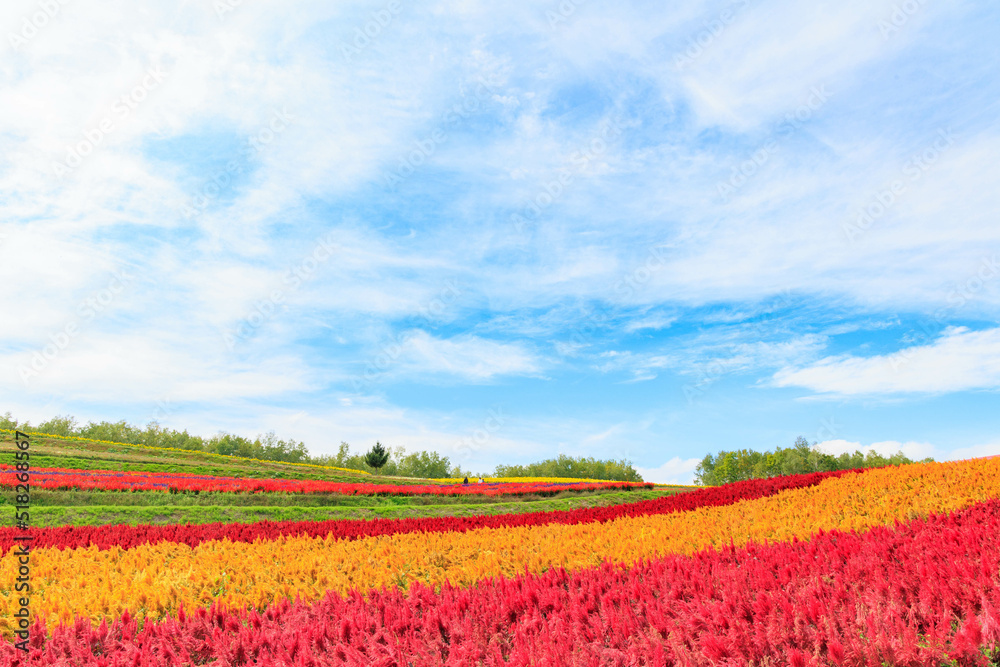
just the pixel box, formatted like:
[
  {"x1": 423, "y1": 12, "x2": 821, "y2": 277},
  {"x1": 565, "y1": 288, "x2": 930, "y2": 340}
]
[
  {"x1": 300, "y1": 443, "x2": 644, "y2": 481},
  {"x1": 0, "y1": 412, "x2": 641, "y2": 481},
  {"x1": 315, "y1": 441, "x2": 465, "y2": 478},
  {"x1": 694, "y1": 436, "x2": 932, "y2": 486},
  {"x1": 1, "y1": 413, "x2": 311, "y2": 463},
  {"x1": 494, "y1": 454, "x2": 642, "y2": 482}
]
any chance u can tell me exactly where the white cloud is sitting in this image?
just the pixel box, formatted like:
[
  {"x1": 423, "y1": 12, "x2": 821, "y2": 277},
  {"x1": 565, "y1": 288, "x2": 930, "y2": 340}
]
[
  {"x1": 595, "y1": 332, "x2": 827, "y2": 383},
  {"x1": 5, "y1": 332, "x2": 312, "y2": 404},
  {"x1": 582, "y1": 425, "x2": 620, "y2": 444},
  {"x1": 773, "y1": 327, "x2": 1000, "y2": 396},
  {"x1": 395, "y1": 331, "x2": 542, "y2": 381},
  {"x1": 674, "y1": 0, "x2": 911, "y2": 130},
  {"x1": 816, "y1": 438, "x2": 1000, "y2": 464},
  {"x1": 945, "y1": 442, "x2": 1000, "y2": 462},
  {"x1": 815, "y1": 438, "x2": 937, "y2": 461},
  {"x1": 623, "y1": 313, "x2": 677, "y2": 333},
  {"x1": 636, "y1": 457, "x2": 701, "y2": 485}
]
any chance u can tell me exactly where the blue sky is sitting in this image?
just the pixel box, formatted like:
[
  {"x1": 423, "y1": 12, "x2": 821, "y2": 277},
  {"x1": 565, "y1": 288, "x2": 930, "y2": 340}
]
[{"x1": 2, "y1": 0, "x2": 999, "y2": 482}]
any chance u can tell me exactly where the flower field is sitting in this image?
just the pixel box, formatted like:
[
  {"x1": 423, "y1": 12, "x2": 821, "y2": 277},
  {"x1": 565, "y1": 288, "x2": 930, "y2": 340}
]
[
  {"x1": 3, "y1": 458, "x2": 1000, "y2": 665},
  {"x1": 0, "y1": 465, "x2": 650, "y2": 496}
]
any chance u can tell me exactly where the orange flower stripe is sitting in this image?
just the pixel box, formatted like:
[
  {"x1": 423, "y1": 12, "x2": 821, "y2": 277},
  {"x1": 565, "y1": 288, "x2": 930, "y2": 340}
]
[{"x1": 3, "y1": 457, "x2": 999, "y2": 630}]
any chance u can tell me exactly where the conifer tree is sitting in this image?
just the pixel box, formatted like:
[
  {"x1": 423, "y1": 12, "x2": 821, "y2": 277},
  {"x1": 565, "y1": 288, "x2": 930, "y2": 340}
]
[{"x1": 364, "y1": 441, "x2": 390, "y2": 470}]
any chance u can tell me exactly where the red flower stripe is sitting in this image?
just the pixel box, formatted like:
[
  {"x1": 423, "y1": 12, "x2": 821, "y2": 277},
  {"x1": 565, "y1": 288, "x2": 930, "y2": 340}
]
[
  {"x1": 5, "y1": 486, "x2": 1000, "y2": 666},
  {"x1": 0, "y1": 470, "x2": 850, "y2": 554},
  {"x1": 0, "y1": 464, "x2": 648, "y2": 496}
]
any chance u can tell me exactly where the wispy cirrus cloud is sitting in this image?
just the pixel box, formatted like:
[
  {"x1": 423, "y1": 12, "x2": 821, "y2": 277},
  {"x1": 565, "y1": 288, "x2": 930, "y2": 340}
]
[{"x1": 388, "y1": 331, "x2": 543, "y2": 383}]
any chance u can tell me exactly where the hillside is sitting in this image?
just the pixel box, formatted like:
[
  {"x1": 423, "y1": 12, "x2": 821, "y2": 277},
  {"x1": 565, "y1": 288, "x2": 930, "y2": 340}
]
[
  {"x1": 0, "y1": 430, "x2": 687, "y2": 527},
  {"x1": 0, "y1": 429, "x2": 412, "y2": 483}
]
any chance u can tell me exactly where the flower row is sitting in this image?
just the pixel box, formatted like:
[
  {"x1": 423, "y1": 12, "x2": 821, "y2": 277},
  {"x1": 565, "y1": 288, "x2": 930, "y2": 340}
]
[
  {"x1": 436, "y1": 477, "x2": 660, "y2": 484},
  {"x1": 6, "y1": 483, "x2": 1000, "y2": 665},
  {"x1": 4, "y1": 458, "x2": 998, "y2": 628},
  {"x1": 438, "y1": 477, "x2": 702, "y2": 486},
  {"x1": 0, "y1": 470, "x2": 843, "y2": 554}
]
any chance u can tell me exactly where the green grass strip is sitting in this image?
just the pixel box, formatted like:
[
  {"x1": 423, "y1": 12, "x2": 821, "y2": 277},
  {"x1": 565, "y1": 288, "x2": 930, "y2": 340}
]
[
  {"x1": 5, "y1": 487, "x2": 682, "y2": 509},
  {"x1": 24, "y1": 489, "x2": 684, "y2": 527}
]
